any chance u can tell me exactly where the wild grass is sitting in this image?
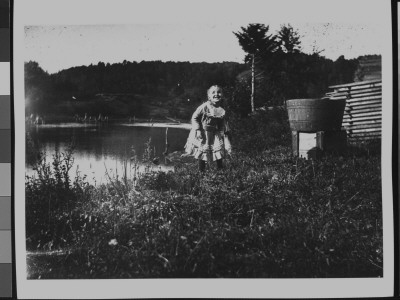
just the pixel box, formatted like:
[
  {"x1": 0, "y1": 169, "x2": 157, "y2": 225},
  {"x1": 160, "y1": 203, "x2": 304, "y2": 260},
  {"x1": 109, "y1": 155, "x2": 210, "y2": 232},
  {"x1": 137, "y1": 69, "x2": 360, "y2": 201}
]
[{"x1": 25, "y1": 110, "x2": 383, "y2": 279}]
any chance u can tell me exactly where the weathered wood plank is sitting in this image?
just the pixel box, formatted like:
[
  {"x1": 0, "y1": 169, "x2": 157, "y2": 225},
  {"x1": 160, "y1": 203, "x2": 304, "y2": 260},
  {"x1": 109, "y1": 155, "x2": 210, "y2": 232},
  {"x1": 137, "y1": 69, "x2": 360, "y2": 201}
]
[
  {"x1": 328, "y1": 87, "x2": 381, "y2": 98},
  {"x1": 343, "y1": 123, "x2": 381, "y2": 130},
  {"x1": 343, "y1": 111, "x2": 381, "y2": 118},
  {"x1": 332, "y1": 85, "x2": 382, "y2": 94},
  {"x1": 350, "y1": 134, "x2": 381, "y2": 138},
  {"x1": 343, "y1": 117, "x2": 382, "y2": 123},
  {"x1": 343, "y1": 112, "x2": 381, "y2": 118},
  {"x1": 329, "y1": 90, "x2": 381, "y2": 100},
  {"x1": 349, "y1": 127, "x2": 381, "y2": 134},
  {"x1": 344, "y1": 119, "x2": 381, "y2": 125},
  {"x1": 342, "y1": 120, "x2": 381, "y2": 127},
  {"x1": 359, "y1": 62, "x2": 382, "y2": 69},
  {"x1": 344, "y1": 107, "x2": 381, "y2": 115},
  {"x1": 348, "y1": 136, "x2": 381, "y2": 142},
  {"x1": 344, "y1": 124, "x2": 380, "y2": 131},
  {"x1": 343, "y1": 115, "x2": 381, "y2": 121},
  {"x1": 342, "y1": 115, "x2": 381, "y2": 123},
  {"x1": 345, "y1": 103, "x2": 381, "y2": 109},
  {"x1": 350, "y1": 131, "x2": 381, "y2": 137},
  {"x1": 329, "y1": 79, "x2": 381, "y2": 89},
  {"x1": 344, "y1": 108, "x2": 381, "y2": 114},
  {"x1": 345, "y1": 101, "x2": 381, "y2": 108},
  {"x1": 330, "y1": 95, "x2": 381, "y2": 103}
]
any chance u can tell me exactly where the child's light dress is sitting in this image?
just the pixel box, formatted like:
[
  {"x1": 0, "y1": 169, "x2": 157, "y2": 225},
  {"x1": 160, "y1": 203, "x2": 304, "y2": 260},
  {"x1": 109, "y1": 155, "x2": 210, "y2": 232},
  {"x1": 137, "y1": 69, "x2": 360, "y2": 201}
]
[{"x1": 184, "y1": 101, "x2": 232, "y2": 161}]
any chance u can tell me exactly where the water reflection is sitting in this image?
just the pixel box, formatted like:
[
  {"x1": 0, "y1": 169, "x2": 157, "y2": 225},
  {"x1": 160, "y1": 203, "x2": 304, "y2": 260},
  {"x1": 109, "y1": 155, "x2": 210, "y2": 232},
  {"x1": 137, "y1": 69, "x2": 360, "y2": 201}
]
[{"x1": 26, "y1": 123, "x2": 190, "y2": 184}]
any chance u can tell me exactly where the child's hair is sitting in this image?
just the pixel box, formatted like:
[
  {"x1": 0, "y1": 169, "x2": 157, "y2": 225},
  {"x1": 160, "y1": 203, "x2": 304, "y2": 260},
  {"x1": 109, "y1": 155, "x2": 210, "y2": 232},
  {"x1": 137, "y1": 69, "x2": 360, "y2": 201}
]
[{"x1": 207, "y1": 85, "x2": 223, "y2": 96}]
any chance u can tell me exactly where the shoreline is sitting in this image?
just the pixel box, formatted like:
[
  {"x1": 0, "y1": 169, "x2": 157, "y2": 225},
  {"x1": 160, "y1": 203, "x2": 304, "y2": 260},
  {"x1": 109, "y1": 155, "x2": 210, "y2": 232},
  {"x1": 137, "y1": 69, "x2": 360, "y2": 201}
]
[
  {"x1": 120, "y1": 122, "x2": 191, "y2": 129},
  {"x1": 27, "y1": 121, "x2": 192, "y2": 130}
]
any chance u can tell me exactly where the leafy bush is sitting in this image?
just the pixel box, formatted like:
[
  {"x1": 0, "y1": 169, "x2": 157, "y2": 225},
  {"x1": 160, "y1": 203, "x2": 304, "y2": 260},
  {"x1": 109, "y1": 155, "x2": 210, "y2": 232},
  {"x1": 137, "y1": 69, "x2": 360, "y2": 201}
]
[
  {"x1": 25, "y1": 145, "x2": 92, "y2": 250},
  {"x1": 228, "y1": 107, "x2": 291, "y2": 152}
]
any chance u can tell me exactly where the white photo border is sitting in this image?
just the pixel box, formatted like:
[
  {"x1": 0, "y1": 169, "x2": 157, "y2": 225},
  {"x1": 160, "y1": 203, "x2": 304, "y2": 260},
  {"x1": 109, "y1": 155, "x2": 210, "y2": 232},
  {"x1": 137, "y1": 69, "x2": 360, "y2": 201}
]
[{"x1": 14, "y1": 0, "x2": 394, "y2": 298}]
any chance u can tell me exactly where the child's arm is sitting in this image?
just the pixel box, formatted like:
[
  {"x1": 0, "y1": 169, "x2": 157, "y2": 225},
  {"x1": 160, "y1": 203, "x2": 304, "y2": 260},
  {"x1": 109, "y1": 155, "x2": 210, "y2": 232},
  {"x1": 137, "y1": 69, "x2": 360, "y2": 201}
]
[
  {"x1": 192, "y1": 104, "x2": 205, "y2": 140},
  {"x1": 191, "y1": 104, "x2": 204, "y2": 131}
]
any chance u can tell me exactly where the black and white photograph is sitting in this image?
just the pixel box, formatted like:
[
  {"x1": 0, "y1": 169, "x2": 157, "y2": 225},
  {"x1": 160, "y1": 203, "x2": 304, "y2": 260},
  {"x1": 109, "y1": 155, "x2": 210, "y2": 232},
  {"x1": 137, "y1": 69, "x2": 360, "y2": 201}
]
[{"x1": 13, "y1": 0, "x2": 394, "y2": 298}]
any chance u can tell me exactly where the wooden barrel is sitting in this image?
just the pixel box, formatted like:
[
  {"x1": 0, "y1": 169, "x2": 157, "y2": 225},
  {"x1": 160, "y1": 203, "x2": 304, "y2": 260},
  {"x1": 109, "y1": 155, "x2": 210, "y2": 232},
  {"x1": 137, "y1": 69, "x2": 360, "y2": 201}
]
[{"x1": 286, "y1": 98, "x2": 346, "y2": 132}]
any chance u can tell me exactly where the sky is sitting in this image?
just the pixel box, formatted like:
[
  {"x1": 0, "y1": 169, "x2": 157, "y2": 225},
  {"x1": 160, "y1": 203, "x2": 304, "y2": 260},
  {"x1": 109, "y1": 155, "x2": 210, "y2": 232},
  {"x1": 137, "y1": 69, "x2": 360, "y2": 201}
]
[{"x1": 24, "y1": 22, "x2": 384, "y2": 74}]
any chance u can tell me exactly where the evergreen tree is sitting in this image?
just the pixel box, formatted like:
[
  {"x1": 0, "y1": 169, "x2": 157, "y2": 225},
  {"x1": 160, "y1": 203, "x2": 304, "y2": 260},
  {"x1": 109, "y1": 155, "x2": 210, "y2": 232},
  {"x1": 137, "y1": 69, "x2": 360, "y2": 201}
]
[
  {"x1": 233, "y1": 24, "x2": 279, "y2": 112},
  {"x1": 277, "y1": 24, "x2": 301, "y2": 54}
]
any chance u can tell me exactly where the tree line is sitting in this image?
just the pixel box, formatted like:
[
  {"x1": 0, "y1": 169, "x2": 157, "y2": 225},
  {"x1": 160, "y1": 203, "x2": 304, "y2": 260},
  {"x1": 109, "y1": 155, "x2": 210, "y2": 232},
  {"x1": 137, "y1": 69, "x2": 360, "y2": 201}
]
[
  {"x1": 25, "y1": 60, "x2": 247, "y2": 118},
  {"x1": 25, "y1": 23, "x2": 377, "y2": 120}
]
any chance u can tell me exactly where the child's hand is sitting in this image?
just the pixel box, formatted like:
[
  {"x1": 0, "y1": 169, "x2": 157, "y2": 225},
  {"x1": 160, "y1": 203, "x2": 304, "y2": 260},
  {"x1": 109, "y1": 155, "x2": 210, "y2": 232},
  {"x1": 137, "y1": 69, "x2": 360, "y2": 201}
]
[{"x1": 195, "y1": 130, "x2": 204, "y2": 141}]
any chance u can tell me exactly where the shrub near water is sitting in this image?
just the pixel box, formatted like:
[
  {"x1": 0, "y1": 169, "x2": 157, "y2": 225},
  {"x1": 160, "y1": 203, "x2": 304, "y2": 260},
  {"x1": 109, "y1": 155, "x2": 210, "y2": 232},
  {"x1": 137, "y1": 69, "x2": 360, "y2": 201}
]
[
  {"x1": 26, "y1": 140, "x2": 382, "y2": 278},
  {"x1": 26, "y1": 146, "x2": 94, "y2": 251}
]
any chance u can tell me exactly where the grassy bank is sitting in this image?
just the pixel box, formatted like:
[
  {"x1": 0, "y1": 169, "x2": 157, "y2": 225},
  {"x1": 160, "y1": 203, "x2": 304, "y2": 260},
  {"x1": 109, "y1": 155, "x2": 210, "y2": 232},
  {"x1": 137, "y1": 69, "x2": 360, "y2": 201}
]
[{"x1": 26, "y1": 133, "x2": 382, "y2": 278}]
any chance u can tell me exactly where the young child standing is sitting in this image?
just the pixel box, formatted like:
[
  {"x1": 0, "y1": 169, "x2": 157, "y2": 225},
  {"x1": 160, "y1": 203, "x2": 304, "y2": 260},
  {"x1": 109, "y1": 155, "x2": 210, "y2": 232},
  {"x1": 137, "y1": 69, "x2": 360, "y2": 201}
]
[{"x1": 184, "y1": 85, "x2": 232, "y2": 172}]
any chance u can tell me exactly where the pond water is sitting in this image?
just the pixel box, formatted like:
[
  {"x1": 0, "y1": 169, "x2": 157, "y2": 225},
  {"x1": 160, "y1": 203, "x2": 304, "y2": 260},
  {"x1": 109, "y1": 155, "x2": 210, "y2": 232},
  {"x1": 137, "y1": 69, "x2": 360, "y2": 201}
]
[{"x1": 26, "y1": 123, "x2": 191, "y2": 184}]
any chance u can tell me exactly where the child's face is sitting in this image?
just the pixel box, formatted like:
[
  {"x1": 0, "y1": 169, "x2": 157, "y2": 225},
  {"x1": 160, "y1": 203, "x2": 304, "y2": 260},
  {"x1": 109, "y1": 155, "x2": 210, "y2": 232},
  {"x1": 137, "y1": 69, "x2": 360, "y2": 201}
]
[{"x1": 208, "y1": 86, "x2": 223, "y2": 105}]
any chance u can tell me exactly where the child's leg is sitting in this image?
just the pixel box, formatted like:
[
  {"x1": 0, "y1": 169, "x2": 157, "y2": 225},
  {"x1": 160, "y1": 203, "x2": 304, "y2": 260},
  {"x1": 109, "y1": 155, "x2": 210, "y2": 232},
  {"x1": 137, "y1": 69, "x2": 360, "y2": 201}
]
[
  {"x1": 216, "y1": 159, "x2": 223, "y2": 169},
  {"x1": 198, "y1": 159, "x2": 206, "y2": 172},
  {"x1": 205, "y1": 131, "x2": 215, "y2": 163}
]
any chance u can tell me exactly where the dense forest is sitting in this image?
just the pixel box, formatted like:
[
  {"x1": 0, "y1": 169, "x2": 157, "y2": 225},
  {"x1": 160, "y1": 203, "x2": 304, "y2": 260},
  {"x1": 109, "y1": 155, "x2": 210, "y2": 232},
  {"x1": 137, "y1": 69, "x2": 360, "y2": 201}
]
[{"x1": 25, "y1": 24, "x2": 378, "y2": 121}]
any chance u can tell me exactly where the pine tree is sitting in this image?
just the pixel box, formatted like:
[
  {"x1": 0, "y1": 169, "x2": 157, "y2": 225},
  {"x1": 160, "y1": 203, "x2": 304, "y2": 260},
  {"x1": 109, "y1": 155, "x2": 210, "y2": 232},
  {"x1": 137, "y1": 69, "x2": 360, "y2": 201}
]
[
  {"x1": 277, "y1": 24, "x2": 301, "y2": 54},
  {"x1": 233, "y1": 24, "x2": 279, "y2": 112}
]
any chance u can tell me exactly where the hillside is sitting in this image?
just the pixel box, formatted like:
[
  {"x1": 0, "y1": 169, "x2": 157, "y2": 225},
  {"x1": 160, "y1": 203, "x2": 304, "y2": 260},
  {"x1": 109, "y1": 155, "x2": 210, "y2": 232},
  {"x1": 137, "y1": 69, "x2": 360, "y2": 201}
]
[
  {"x1": 25, "y1": 61, "x2": 247, "y2": 121},
  {"x1": 24, "y1": 55, "x2": 377, "y2": 121}
]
